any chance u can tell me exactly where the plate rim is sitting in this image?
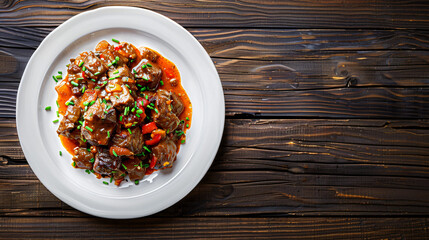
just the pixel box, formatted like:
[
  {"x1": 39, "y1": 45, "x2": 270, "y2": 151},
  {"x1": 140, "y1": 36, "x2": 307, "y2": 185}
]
[{"x1": 16, "y1": 6, "x2": 224, "y2": 219}]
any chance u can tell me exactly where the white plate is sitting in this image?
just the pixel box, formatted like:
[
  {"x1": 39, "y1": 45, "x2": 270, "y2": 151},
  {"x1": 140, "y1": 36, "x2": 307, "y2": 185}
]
[{"x1": 16, "y1": 6, "x2": 224, "y2": 219}]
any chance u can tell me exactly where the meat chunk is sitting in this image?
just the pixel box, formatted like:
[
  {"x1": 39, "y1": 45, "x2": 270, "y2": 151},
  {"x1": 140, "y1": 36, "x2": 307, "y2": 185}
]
[
  {"x1": 111, "y1": 127, "x2": 143, "y2": 154},
  {"x1": 107, "y1": 65, "x2": 131, "y2": 80},
  {"x1": 151, "y1": 139, "x2": 177, "y2": 170},
  {"x1": 82, "y1": 99, "x2": 117, "y2": 145},
  {"x1": 133, "y1": 59, "x2": 162, "y2": 90},
  {"x1": 117, "y1": 42, "x2": 138, "y2": 60},
  {"x1": 170, "y1": 92, "x2": 184, "y2": 116},
  {"x1": 93, "y1": 148, "x2": 121, "y2": 175},
  {"x1": 72, "y1": 147, "x2": 94, "y2": 169},
  {"x1": 139, "y1": 47, "x2": 159, "y2": 62},
  {"x1": 96, "y1": 41, "x2": 128, "y2": 67},
  {"x1": 153, "y1": 89, "x2": 180, "y2": 132},
  {"x1": 82, "y1": 51, "x2": 108, "y2": 80},
  {"x1": 57, "y1": 96, "x2": 81, "y2": 137},
  {"x1": 110, "y1": 85, "x2": 134, "y2": 111},
  {"x1": 122, "y1": 157, "x2": 146, "y2": 181}
]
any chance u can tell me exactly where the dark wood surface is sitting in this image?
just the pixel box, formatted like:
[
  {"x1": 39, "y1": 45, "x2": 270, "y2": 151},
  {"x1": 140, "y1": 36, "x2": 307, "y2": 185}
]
[{"x1": 1, "y1": 0, "x2": 429, "y2": 239}]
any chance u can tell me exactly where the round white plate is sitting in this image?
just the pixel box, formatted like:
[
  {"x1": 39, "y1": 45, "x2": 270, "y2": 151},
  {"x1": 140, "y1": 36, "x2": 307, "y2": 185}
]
[{"x1": 16, "y1": 6, "x2": 224, "y2": 219}]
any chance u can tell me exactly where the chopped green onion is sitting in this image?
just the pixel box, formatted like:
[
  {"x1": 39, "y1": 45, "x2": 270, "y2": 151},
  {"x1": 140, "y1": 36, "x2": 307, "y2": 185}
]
[
  {"x1": 45, "y1": 106, "x2": 51, "y2": 111},
  {"x1": 85, "y1": 169, "x2": 91, "y2": 174},
  {"x1": 104, "y1": 110, "x2": 108, "y2": 114},
  {"x1": 72, "y1": 162, "x2": 76, "y2": 167},
  {"x1": 91, "y1": 79, "x2": 96, "y2": 82},
  {"x1": 107, "y1": 62, "x2": 113, "y2": 67},
  {"x1": 55, "y1": 75, "x2": 62, "y2": 80},
  {"x1": 113, "y1": 70, "x2": 119, "y2": 74},
  {"x1": 130, "y1": 59, "x2": 134, "y2": 63},
  {"x1": 70, "y1": 81, "x2": 79, "y2": 87},
  {"x1": 143, "y1": 146, "x2": 151, "y2": 152},
  {"x1": 160, "y1": 80, "x2": 164, "y2": 86},
  {"x1": 85, "y1": 126, "x2": 93, "y2": 132},
  {"x1": 154, "y1": 108, "x2": 159, "y2": 114},
  {"x1": 90, "y1": 100, "x2": 96, "y2": 106},
  {"x1": 128, "y1": 128, "x2": 132, "y2": 134},
  {"x1": 82, "y1": 66, "x2": 86, "y2": 71},
  {"x1": 186, "y1": 117, "x2": 190, "y2": 121},
  {"x1": 186, "y1": 124, "x2": 189, "y2": 128},
  {"x1": 65, "y1": 101, "x2": 74, "y2": 106},
  {"x1": 79, "y1": 120, "x2": 84, "y2": 125},
  {"x1": 136, "y1": 114, "x2": 140, "y2": 118},
  {"x1": 122, "y1": 163, "x2": 127, "y2": 169},
  {"x1": 59, "y1": 151, "x2": 62, "y2": 156},
  {"x1": 112, "y1": 38, "x2": 120, "y2": 43},
  {"x1": 141, "y1": 86, "x2": 147, "y2": 91},
  {"x1": 141, "y1": 64, "x2": 146, "y2": 69},
  {"x1": 66, "y1": 64, "x2": 70, "y2": 67},
  {"x1": 77, "y1": 77, "x2": 84, "y2": 80},
  {"x1": 113, "y1": 150, "x2": 118, "y2": 157},
  {"x1": 147, "y1": 105, "x2": 154, "y2": 110},
  {"x1": 176, "y1": 130, "x2": 184, "y2": 136},
  {"x1": 77, "y1": 125, "x2": 81, "y2": 130},
  {"x1": 90, "y1": 158, "x2": 95, "y2": 163},
  {"x1": 166, "y1": 129, "x2": 169, "y2": 134},
  {"x1": 115, "y1": 56, "x2": 119, "y2": 62},
  {"x1": 115, "y1": 95, "x2": 119, "y2": 99},
  {"x1": 103, "y1": 181, "x2": 109, "y2": 185},
  {"x1": 95, "y1": 86, "x2": 100, "y2": 89},
  {"x1": 52, "y1": 119, "x2": 59, "y2": 123},
  {"x1": 87, "y1": 148, "x2": 91, "y2": 152},
  {"x1": 145, "y1": 95, "x2": 148, "y2": 100},
  {"x1": 83, "y1": 102, "x2": 89, "y2": 106},
  {"x1": 109, "y1": 77, "x2": 116, "y2": 80},
  {"x1": 181, "y1": 139, "x2": 185, "y2": 144},
  {"x1": 52, "y1": 76, "x2": 58, "y2": 83},
  {"x1": 119, "y1": 116, "x2": 123, "y2": 121},
  {"x1": 58, "y1": 71, "x2": 62, "y2": 74},
  {"x1": 134, "y1": 180, "x2": 139, "y2": 185},
  {"x1": 103, "y1": 81, "x2": 108, "y2": 85},
  {"x1": 106, "y1": 105, "x2": 111, "y2": 110},
  {"x1": 146, "y1": 63, "x2": 152, "y2": 67},
  {"x1": 131, "y1": 107, "x2": 135, "y2": 113},
  {"x1": 180, "y1": 120, "x2": 185, "y2": 124},
  {"x1": 143, "y1": 77, "x2": 149, "y2": 81},
  {"x1": 136, "y1": 109, "x2": 143, "y2": 114},
  {"x1": 56, "y1": 111, "x2": 59, "y2": 117},
  {"x1": 94, "y1": 72, "x2": 101, "y2": 76},
  {"x1": 144, "y1": 164, "x2": 149, "y2": 168},
  {"x1": 110, "y1": 176, "x2": 113, "y2": 183},
  {"x1": 56, "y1": 100, "x2": 59, "y2": 108},
  {"x1": 133, "y1": 69, "x2": 137, "y2": 74},
  {"x1": 79, "y1": 61, "x2": 84, "y2": 67},
  {"x1": 107, "y1": 131, "x2": 110, "y2": 138},
  {"x1": 82, "y1": 86, "x2": 86, "y2": 93}
]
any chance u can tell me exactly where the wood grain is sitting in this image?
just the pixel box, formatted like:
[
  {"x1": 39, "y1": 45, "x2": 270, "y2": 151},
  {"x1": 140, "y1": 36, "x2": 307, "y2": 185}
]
[
  {"x1": 1, "y1": 119, "x2": 428, "y2": 217},
  {"x1": 0, "y1": 217, "x2": 427, "y2": 239},
  {"x1": 1, "y1": 0, "x2": 429, "y2": 29}
]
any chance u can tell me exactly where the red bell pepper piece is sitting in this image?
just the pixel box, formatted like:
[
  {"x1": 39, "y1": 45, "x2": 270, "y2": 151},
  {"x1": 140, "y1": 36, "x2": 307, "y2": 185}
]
[
  {"x1": 149, "y1": 155, "x2": 157, "y2": 169},
  {"x1": 137, "y1": 97, "x2": 149, "y2": 108},
  {"x1": 142, "y1": 122, "x2": 157, "y2": 134},
  {"x1": 145, "y1": 134, "x2": 161, "y2": 146}
]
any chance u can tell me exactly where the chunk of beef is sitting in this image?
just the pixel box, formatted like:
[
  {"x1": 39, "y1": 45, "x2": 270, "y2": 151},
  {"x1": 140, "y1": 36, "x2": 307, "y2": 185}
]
[
  {"x1": 68, "y1": 128, "x2": 87, "y2": 147},
  {"x1": 72, "y1": 147, "x2": 94, "y2": 169},
  {"x1": 107, "y1": 65, "x2": 131, "y2": 80},
  {"x1": 117, "y1": 42, "x2": 138, "y2": 60},
  {"x1": 96, "y1": 41, "x2": 128, "y2": 67},
  {"x1": 110, "y1": 85, "x2": 134, "y2": 111},
  {"x1": 133, "y1": 59, "x2": 162, "y2": 89},
  {"x1": 151, "y1": 139, "x2": 177, "y2": 170},
  {"x1": 170, "y1": 92, "x2": 184, "y2": 116},
  {"x1": 57, "y1": 96, "x2": 81, "y2": 137},
  {"x1": 139, "y1": 47, "x2": 159, "y2": 62},
  {"x1": 83, "y1": 51, "x2": 108, "y2": 80},
  {"x1": 111, "y1": 127, "x2": 143, "y2": 154},
  {"x1": 122, "y1": 157, "x2": 146, "y2": 181},
  {"x1": 93, "y1": 148, "x2": 121, "y2": 175},
  {"x1": 153, "y1": 89, "x2": 180, "y2": 132},
  {"x1": 82, "y1": 99, "x2": 117, "y2": 145}
]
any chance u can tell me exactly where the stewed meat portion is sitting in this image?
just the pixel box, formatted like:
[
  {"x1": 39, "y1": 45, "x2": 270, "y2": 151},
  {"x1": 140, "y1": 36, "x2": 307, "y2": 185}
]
[{"x1": 55, "y1": 39, "x2": 191, "y2": 186}]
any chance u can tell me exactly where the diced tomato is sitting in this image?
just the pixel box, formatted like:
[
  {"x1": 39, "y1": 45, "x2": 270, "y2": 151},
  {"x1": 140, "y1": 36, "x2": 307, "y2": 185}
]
[
  {"x1": 145, "y1": 134, "x2": 161, "y2": 146},
  {"x1": 114, "y1": 45, "x2": 122, "y2": 51},
  {"x1": 137, "y1": 97, "x2": 149, "y2": 108},
  {"x1": 142, "y1": 122, "x2": 157, "y2": 134},
  {"x1": 82, "y1": 71, "x2": 87, "y2": 80}
]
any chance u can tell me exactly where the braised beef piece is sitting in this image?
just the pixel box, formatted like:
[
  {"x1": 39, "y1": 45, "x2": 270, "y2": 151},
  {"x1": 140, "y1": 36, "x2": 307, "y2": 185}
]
[
  {"x1": 95, "y1": 40, "x2": 128, "y2": 67},
  {"x1": 82, "y1": 99, "x2": 117, "y2": 145},
  {"x1": 82, "y1": 51, "x2": 108, "y2": 80},
  {"x1": 117, "y1": 42, "x2": 138, "y2": 60},
  {"x1": 151, "y1": 139, "x2": 177, "y2": 170},
  {"x1": 170, "y1": 92, "x2": 184, "y2": 116},
  {"x1": 153, "y1": 89, "x2": 180, "y2": 132},
  {"x1": 68, "y1": 128, "x2": 87, "y2": 147},
  {"x1": 111, "y1": 127, "x2": 144, "y2": 154},
  {"x1": 139, "y1": 47, "x2": 159, "y2": 62},
  {"x1": 57, "y1": 96, "x2": 81, "y2": 136},
  {"x1": 122, "y1": 157, "x2": 146, "y2": 181},
  {"x1": 93, "y1": 148, "x2": 121, "y2": 175},
  {"x1": 72, "y1": 147, "x2": 94, "y2": 169},
  {"x1": 133, "y1": 59, "x2": 162, "y2": 90},
  {"x1": 110, "y1": 85, "x2": 135, "y2": 111}
]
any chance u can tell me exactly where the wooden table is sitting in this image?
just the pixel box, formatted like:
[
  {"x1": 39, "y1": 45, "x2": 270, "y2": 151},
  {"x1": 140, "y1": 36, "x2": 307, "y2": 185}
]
[{"x1": 1, "y1": 1, "x2": 429, "y2": 239}]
